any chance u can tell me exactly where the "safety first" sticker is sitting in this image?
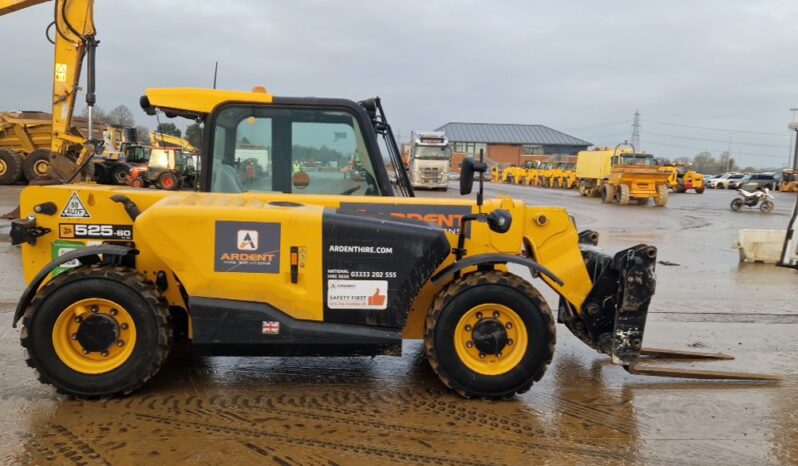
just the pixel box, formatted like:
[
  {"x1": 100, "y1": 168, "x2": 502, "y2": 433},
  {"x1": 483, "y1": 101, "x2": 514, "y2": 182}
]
[{"x1": 327, "y1": 280, "x2": 388, "y2": 310}]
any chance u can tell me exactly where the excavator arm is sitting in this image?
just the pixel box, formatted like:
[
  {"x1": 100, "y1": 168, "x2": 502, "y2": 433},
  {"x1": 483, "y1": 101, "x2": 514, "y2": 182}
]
[
  {"x1": 0, "y1": 0, "x2": 97, "y2": 180},
  {"x1": 150, "y1": 132, "x2": 198, "y2": 154}
]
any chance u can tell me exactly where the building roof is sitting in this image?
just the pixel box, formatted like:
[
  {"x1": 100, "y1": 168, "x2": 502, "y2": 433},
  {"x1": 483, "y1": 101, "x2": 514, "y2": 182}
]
[{"x1": 435, "y1": 122, "x2": 591, "y2": 147}]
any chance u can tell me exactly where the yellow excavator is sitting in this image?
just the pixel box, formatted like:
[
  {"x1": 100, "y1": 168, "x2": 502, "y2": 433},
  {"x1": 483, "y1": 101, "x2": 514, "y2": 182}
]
[
  {"x1": 2, "y1": 0, "x2": 778, "y2": 398},
  {"x1": 150, "y1": 132, "x2": 198, "y2": 155}
]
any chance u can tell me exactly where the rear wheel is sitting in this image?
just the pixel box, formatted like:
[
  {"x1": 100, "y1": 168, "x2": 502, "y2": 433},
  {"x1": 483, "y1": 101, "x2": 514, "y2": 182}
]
[
  {"x1": 20, "y1": 266, "x2": 171, "y2": 397},
  {"x1": 578, "y1": 180, "x2": 587, "y2": 196},
  {"x1": 23, "y1": 149, "x2": 53, "y2": 181},
  {"x1": 600, "y1": 183, "x2": 615, "y2": 203},
  {"x1": 424, "y1": 271, "x2": 555, "y2": 399},
  {"x1": 0, "y1": 149, "x2": 23, "y2": 185},
  {"x1": 696, "y1": 186, "x2": 705, "y2": 194},
  {"x1": 109, "y1": 163, "x2": 131, "y2": 185},
  {"x1": 654, "y1": 184, "x2": 669, "y2": 207},
  {"x1": 618, "y1": 184, "x2": 631, "y2": 205},
  {"x1": 730, "y1": 198, "x2": 743, "y2": 211},
  {"x1": 760, "y1": 200, "x2": 774, "y2": 213},
  {"x1": 157, "y1": 171, "x2": 179, "y2": 190}
]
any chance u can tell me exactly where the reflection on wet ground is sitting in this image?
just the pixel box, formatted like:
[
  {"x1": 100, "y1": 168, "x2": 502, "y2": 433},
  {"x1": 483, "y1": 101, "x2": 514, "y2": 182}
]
[{"x1": 0, "y1": 185, "x2": 795, "y2": 465}]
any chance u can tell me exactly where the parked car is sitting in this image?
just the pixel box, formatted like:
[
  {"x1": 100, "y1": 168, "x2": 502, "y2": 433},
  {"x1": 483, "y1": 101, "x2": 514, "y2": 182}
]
[
  {"x1": 712, "y1": 173, "x2": 744, "y2": 189},
  {"x1": 738, "y1": 173, "x2": 778, "y2": 191}
]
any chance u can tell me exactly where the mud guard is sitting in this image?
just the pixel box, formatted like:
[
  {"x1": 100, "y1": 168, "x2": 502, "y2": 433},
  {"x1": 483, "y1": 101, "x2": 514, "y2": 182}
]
[
  {"x1": 430, "y1": 253, "x2": 564, "y2": 286},
  {"x1": 11, "y1": 245, "x2": 135, "y2": 328},
  {"x1": 578, "y1": 244, "x2": 657, "y2": 364}
]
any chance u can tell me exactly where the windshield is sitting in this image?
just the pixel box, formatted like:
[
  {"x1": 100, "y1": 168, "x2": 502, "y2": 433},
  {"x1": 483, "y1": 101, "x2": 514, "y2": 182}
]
[
  {"x1": 414, "y1": 145, "x2": 448, "y2": 159},
  {"x1": 126, "y1": 146, "x2": 151, "y2": 164},
  {"x1": 210, "y1": 105, "x2": 382, "y2": 196},
  {"x1": 620, "y1": 155, "x2": 655, "y2": 166}
]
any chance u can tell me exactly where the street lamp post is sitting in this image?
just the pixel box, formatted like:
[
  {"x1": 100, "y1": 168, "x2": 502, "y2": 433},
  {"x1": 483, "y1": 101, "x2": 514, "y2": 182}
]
[{"x1": 789, "y1": 108, "x2": 798, "y2": 168}]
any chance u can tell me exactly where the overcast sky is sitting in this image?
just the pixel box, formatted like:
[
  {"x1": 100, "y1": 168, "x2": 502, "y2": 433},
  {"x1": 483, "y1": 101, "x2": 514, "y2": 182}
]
[{"x1": 1, "y1": 0, "x2": 796, "y2": 168}]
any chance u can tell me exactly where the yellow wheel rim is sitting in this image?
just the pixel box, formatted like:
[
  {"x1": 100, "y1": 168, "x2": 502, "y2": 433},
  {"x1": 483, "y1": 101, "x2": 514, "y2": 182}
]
[
  {"x1": 51, "y1": 298, "x2": 137, "y2": 374},
  {"x1": 0, "y1": 159, "x2": 6, "y2": 176},
  {"x1": 33, "y1": 159, "x2": 50, "y2": 175},
  {"x1": 454, "y1": 303, "x2": 528, "y2": 376}
]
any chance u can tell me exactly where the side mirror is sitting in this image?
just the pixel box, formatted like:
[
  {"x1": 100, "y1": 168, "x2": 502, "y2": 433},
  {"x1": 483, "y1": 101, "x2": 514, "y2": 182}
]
[{"x1": 460, "y1": 158, "x2": 476, "y2": 195}]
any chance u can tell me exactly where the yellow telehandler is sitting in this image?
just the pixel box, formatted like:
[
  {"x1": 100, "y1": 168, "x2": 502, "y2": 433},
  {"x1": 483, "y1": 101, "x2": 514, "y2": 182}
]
[{"x1": 3, "y1": 0, "x2": 777, "y2": 400}]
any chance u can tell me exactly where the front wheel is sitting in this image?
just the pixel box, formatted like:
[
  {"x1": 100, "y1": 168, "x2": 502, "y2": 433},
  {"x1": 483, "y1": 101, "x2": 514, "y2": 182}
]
[
  {"x1": 760, "y1": 200, "x2": 774, "y2": 213},
  {"x1": 730, "y1": 198, "x2": 743, "y2": 211},
  {"x1": 600, "y1": 183, "x2": 615, "y2": 203},
  {"x1": 424, "y1": 271, "x2": 555, "y2": 399},
  {"x1": 20, "y1": 266, "x2": 171, "y2": 397}
]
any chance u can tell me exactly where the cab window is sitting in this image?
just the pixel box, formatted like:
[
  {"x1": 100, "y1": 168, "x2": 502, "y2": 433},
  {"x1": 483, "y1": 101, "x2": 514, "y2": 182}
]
[{"x1": 209, "y1": 105, "x2": 382, "y2": 195}]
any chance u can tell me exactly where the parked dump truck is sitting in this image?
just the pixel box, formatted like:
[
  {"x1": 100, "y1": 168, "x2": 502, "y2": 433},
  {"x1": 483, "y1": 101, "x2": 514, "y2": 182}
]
[
  {"x1": 405, "y1": 131, "x2": 449, "y2": 190},
  {"x1": 0, "y1": 112, "x2": 141, "y2": 185},
  {"x1": 0, "y1": 111, "x2": 103, "y2": 184},
  {"x1": 576, "y1": 144, "x2": 670, "y2": 206}
]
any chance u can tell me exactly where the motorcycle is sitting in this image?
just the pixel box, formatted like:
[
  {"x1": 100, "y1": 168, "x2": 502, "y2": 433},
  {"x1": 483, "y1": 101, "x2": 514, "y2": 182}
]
[{"x1": 730, "y1": 187, "x2": 775, "y2": 213}]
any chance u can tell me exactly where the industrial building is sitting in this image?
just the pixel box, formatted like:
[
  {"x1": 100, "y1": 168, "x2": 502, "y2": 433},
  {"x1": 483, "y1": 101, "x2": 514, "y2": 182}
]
[{"x1": 436, "y1": 122, "x2": 591, "y2": 169}]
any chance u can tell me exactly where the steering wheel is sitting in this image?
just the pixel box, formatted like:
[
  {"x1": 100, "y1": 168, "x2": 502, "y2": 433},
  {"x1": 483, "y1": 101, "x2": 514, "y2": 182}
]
[{"x1": 339, "y1": 185, "x2": 361, "y2": 196}]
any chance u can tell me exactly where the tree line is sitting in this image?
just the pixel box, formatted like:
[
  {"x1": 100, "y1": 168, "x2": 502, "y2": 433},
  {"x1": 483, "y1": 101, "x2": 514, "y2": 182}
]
[{"x1": 666, "y1": 151, "x2": 782, "y2": 174}]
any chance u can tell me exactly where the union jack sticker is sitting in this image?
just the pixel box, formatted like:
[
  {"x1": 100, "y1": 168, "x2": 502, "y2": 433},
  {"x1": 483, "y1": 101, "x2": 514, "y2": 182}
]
[{"x1": 262, "y1": 321, "x2": 280, "y2": 335}]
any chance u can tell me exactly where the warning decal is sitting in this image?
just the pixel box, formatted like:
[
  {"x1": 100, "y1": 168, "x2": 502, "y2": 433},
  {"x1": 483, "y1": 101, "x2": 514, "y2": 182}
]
[
  {"x1": 327, "y1": 280, "x2": 389, "y2": 310},
  {"x1": 60, "y1": 192, "x2": 91, "y2": 218},
  {"x1": 55, "y1": 63, "x2": 67, "y2": 82}
]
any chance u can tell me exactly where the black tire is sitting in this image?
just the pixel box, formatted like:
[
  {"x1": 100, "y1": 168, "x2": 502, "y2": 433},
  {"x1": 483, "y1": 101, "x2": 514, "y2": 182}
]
[
  {"x1": 424, "y1": 271, "x2": 555, "y2": 399},
  {"x1": 730, "y1": 198, "x2": 743, "y2": 211},
  {"x1": 618, "y1": 184, "x2": 631, "y2": 205},
  {"x1": 20, "y1": 265, "x2": 171, "y2": 397},
  {"x1": 696, "y1": 186, "x2": 705, "y2": 194},
  {"x1": 109, "y1": 163, "x2": 131, "y2": 185},
  {"x1": 0, "y1": 149, "x2": 23, "y2": 185},
  {"x1": 23, "y1": 149, "x2": 53, "y2": 181},
  {"x1": 157, "y1": 171, "x2": 180, "y2": 190},
  {"x1": 760, "y1": 200, "x2": 774, "y2": 213},
  {"x1": 578, "y1": 180, "x2": 587, "y2": 196},
  {"x1": 675, "y1": 185, "x2": 687, "y2": 193},
  {"x1": 654, "y1": 184, "x2": 669, "y2": 207},
  {"x1": 600, "y1": 183, "x2": 615, "y2": 203}
]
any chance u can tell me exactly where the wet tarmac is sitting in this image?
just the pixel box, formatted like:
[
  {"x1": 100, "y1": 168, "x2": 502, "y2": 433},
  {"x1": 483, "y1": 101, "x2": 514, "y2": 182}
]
[{"x1": 0, "y1": 184, "x2": 796, "y2": 465}]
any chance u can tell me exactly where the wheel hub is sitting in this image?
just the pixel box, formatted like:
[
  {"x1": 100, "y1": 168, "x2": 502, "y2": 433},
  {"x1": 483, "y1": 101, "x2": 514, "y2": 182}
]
[
  {"x1": 471, "y1": 318, "x2": 508, "y2": 355},
  {"x1": 76, "y1": 314, "x2": 119, "y2": 352}
]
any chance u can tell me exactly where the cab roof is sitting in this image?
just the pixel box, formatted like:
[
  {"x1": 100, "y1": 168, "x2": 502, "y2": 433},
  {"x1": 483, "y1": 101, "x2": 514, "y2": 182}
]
[{"x1": 141, "y1": 88, "x2": 274, "y2": 116}]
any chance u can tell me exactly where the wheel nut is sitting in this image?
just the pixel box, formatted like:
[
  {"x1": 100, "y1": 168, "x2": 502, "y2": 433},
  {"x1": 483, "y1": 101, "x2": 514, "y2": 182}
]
[
  {"x1": 82, "y1": 349, "x2": 89, "y2": 354},
  {"x1": 476, "y1": 312, "x2": 483, "y2": 319},
  {"x1": 101, "y1": 351, "x2": 109, "y2": 357},
  {"x1": 497, "y1": 353, "x2": 502, "y2": 358},
  {"x1": 110, "y1": 308, "x2": 118, "y2": 316},
  {"x1": 91, "y1": 306, "x2": 99, "y2": 313},
  {"x1": 479, "y1": 353, "x2": 485, "y2": 359},
  {"x1": 464, "y1": 324, "x2": 472, "y2": 332},
  {"x1": 117, "y1": 340, "x2": 125, "y2": 347},
  {"x1": 466, "y1": 341, "x2": 473, "y2": 348},
  {"x1": 71, "y1": 333, "x2": 77, "y2": 340},
  {"x1": 120, "y1": 323, "x2": 129, "y2": 330},
  {"x1": 493, "y1": 311, "x2": 500, "y2": 318},
  {"x1": 508, "y1": 339, "x2": 513, "y2": 346},
  {"x1": 505, "y1": 322, "x2": 513, "y2": 329},
  {"x1": 74, "y1": 316, "x2": 82, "y2": 323}
]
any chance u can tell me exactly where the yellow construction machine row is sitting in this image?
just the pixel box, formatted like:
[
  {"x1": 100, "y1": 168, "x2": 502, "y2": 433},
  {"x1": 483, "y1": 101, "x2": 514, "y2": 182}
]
[
  {"x1": 2, "y1": 0, "x2": 779, "y2": 399},
  {"x1": 491, "y1": 144, "x2": 709, "y2": 207}
]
